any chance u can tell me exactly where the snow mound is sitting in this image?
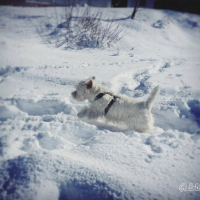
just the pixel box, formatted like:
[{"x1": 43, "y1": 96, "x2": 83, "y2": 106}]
[
  {"x1": 0, "y1": 153, "x2": 123, "y2": 200},
  {"x1": 0, "y1": 105, "x2": 23, "y2": 121},
  {"x1": 16, "y1": 99, "x2": 72, "y2": 116}
]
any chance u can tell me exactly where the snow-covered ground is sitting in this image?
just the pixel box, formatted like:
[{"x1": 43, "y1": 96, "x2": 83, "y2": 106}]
[{"x1": 0, "y1": 6, "x2": 200, "y2": 200}]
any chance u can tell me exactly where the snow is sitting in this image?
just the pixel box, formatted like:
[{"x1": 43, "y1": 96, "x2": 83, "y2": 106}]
[{"x1": 0, "y1": 6, "x2": 200, "y2": 200}]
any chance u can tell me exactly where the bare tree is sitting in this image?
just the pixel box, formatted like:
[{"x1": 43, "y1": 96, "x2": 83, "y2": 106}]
[
  {"x1": 131, "y1": 0, "x2": 140, "y2": 19},
  {"x1": 36, "y1": 4, "x2": 126, "y2": 49}
]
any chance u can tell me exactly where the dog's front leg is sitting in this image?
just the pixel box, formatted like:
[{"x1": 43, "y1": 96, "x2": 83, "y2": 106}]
[
  {"x1": 77, "y1": 106, "x2": 100, "y2": 120},
  {"x1": 77, "y1": 106, "x2": 89, "y2": 118}
]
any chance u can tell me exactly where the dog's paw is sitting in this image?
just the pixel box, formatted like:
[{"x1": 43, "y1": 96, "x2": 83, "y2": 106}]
[{"x1": 77, "y1": 112, "x2": 85, "y2": 118}]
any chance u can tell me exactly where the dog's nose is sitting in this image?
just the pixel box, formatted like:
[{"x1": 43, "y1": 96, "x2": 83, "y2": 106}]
[{"x1": 71, "y1": 91, "x2": 77, "y2": 98}]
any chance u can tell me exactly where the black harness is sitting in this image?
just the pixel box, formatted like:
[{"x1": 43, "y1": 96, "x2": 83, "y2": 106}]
[{"x1": 91, "y1": 92, "x2": 119, "y2": 115}]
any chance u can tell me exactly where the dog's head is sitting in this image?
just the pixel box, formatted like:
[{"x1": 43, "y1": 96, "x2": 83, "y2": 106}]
[{"x1": 71, "y1": 76, "x2": 96, "y2": 101}]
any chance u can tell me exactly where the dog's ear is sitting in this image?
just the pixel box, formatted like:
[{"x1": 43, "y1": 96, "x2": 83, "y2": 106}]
[
  {"x1": 86, "y1": 80, "x2": 93, "y2": 89},
  {"x1": 92, "y1": 76, "x2": 95, "y2": 80}
]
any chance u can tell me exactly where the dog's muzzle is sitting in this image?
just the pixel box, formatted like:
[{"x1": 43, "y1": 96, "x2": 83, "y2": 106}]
[{"x1": 71, "y1": 91, "x2": 77, "y2": 99}]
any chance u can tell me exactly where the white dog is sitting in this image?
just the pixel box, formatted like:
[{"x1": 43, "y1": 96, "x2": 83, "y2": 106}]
[{"x1": 71, "y1": 77, "x2": 160, "y2": 132}]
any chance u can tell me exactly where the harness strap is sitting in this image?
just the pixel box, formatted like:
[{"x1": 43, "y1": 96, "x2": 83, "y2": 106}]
[
  {"x1": 104, "y1": 95, "x2": 119, "y2": 115},
  {"x1": 91, "y1": 92, "x2": 119, "y2": 115},
  {"x1": 92, "y1": 92, "x2": 107, "y2": 102}
]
